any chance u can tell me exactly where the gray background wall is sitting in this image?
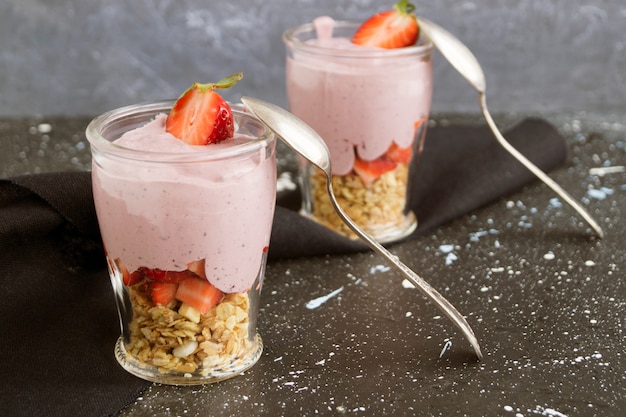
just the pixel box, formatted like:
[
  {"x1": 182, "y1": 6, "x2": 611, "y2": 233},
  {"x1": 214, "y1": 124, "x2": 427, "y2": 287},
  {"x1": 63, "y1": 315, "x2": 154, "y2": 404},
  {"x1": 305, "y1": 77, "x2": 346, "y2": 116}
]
[{"x1": 1, "y1": 0, "x2": 624, "y2": 117}]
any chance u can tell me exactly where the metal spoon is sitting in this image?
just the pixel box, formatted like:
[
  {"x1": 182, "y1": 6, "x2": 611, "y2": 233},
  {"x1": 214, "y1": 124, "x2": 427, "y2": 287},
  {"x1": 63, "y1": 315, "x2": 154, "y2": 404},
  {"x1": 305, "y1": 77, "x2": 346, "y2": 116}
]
[
  {"x1": 241, "y1": 96, "x2": 483, "y2": 360},
  {"x1": 417, "y1": 17, "x2": 604, "y2": 239}
]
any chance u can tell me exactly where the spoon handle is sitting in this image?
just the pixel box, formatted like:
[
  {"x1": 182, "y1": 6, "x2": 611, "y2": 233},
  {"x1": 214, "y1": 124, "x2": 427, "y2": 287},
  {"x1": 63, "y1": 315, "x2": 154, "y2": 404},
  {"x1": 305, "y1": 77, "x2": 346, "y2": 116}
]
[
  {"x1": 479, "y1": 94, "x2": 604, "y2": 238},
  {"x1": 325, "y1": 179, "x2": 484, "y2": 360}
]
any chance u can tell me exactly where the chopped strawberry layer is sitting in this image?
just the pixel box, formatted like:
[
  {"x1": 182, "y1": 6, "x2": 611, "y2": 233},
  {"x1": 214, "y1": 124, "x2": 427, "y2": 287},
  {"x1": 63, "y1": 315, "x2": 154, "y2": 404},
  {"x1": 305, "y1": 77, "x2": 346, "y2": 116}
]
[
  {"x1": 117, "y1": 259, "x2": 227, "y2": 314},
  {"x1": 353, "y1": 157, "x2": 397, "y2": 186},
  {"x1": 175, "y1": 276, "x2": 224, "y2": 314},
  {"x1": 149, "y1": 281, "x2": 178, "y2": 306},
  {"x1": 141, "y1": 267, "x2": 191, "y2": 283},
  {"x1": 352, "y1": 140, "x2": 416, "y2": 185},
  {"x1": 114, "y1": 258, "x2": 143, "y2": 286},
  {"x1": 187, "y1": 259, "x2": 207, "y2": 279},
  {"x1": 385, "y1": 142, "x2": 413, "y2": 164}
]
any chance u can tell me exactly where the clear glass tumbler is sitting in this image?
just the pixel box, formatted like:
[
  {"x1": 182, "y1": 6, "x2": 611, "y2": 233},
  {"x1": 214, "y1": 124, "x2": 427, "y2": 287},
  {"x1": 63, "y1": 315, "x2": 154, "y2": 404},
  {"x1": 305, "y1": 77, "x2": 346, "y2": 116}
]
[
  {"x1": 86, "y1": 101, "x2": 277, "y2": 385},
  {"x1": 284, "y1": 21, "x2": 433, "y2": 243}
]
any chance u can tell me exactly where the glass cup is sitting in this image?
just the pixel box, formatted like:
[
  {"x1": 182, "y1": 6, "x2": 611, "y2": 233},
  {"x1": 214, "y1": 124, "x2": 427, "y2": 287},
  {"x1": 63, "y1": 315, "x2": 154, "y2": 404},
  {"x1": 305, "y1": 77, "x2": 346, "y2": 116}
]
[
  {"x1": 284, "y1": 21, "x2": 433, "y2": 243},
  {"x1": 86, "y1": 101, "x2": 277, "y2": 385}
]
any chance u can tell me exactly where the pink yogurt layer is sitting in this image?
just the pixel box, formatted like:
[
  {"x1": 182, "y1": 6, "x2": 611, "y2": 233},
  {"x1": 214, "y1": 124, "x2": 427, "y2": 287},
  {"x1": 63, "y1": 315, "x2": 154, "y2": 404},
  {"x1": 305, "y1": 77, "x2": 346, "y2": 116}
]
[
  {"x1": 286, "y1": 17, "x2": 433, "y2": 175},
  {"x1": 92, "y1": 114, "x2": 276, "y2": 293}
]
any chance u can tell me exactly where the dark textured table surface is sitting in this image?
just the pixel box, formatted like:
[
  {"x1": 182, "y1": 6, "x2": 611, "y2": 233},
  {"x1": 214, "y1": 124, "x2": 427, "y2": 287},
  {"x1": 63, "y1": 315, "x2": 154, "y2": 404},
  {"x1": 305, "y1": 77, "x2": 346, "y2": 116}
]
[{"x1": 1, "y1": 112, "x2": 624, "y2": 417}]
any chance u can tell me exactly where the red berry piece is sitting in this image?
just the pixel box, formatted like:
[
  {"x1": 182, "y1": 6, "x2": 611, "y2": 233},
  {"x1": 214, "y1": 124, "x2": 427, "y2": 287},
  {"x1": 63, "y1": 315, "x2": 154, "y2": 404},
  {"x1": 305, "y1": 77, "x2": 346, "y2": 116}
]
[
  {"x1": 166, "y1": 73, "x2": 243, "y2": 145},
  {"x1": 353, "y1": 156, "x2": 398, "y2": 186},
  {"x1": 352, "y1": 0, "x2": 420, "y2": 49},
  {"x1": 149, "y1": 281, "x2": 179, "y2": 306}
]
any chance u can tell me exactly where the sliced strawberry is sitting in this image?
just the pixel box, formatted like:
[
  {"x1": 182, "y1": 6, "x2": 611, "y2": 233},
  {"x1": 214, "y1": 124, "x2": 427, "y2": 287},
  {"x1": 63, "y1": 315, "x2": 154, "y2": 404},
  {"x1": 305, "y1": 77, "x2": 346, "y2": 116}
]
[
  {"x1": 166, "y1": 73, "x2": 242, "y2": 145},
  {"x1": 149, "y1": 281, "x2": 179, "y2": 306},
  {"x1": 413, "y1": 117, "x2": 426, "y2": 132},
  {"x1": 352, "y1": 0, "x2": 419, "y2": 49},
  {"x1": 141, "y1": 267, "x2": 190, "y2": 283},
  {"x1": 114, "y1": 258, "x2": 144, "y2": 286},
  {"x1": 187, "y1": 259, "x2": 207, "y2": 280},
  {"x1": 175, "y1": 277, "x2": 224, "y2": 314},
  {"x1": 353, "y1": 156, "x2": 397, "y2": 186},
  {"x1": 385, "y1": 142, "x2": 413, "y2": 164}
]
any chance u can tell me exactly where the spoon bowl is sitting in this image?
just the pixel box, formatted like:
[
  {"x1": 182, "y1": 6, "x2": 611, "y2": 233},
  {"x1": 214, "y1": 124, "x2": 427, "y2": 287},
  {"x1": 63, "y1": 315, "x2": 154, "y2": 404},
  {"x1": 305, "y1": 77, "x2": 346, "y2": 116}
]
[{"x1": 241, "y1": 96, "x2": 483, "y2": 360}]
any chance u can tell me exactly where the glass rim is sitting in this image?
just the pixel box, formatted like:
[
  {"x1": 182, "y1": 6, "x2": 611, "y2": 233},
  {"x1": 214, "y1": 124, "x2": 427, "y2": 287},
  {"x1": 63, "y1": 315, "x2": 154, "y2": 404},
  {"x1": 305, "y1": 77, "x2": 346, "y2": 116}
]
[
  {"x1": 283, "y1": 20, "x2": 434, "y2": 58},
  {"x1": 86, "y1": 100, "x2": 276, "y2": 163}
]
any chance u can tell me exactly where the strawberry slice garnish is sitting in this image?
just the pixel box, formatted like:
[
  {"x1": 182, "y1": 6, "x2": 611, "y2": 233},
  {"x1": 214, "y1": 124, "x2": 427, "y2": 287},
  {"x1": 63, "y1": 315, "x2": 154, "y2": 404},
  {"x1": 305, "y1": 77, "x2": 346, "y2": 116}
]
[
  {"x1": 353, "y1": 156, "x2": 397, "y2": 186},
  {"x1": 149, "y1": 281, "x2": 179, "y2": 306},
  {"x1": 352, "y1": 0, "x2": 419, "y2": 49},
  {"x1": 166, "y1": 73, "x2": 242, "y2": 145}
]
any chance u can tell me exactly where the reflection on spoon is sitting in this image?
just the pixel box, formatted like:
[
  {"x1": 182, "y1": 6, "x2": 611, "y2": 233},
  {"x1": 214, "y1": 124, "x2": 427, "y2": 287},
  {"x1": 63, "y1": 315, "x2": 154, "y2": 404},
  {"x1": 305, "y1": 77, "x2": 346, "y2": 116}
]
[
  {"x1": 241, "y1": 96, "x2": 483, "y2": 360},
  {"x1": 417, "y1": 16, "x2": 604, "y2": 238}
]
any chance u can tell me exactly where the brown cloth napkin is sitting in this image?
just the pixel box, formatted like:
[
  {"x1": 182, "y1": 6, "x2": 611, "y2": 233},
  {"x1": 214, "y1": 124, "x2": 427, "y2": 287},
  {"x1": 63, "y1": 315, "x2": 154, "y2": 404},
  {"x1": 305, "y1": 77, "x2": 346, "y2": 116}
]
[{"x1": 0, "y1": 118, "x2": 566, "y2": 417}]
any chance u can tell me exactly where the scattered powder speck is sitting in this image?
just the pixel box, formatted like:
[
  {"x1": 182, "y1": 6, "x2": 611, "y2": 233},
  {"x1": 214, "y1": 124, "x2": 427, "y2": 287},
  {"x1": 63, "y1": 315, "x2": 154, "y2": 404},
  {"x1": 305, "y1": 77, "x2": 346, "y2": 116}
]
[
  {"x1": 554, "y1": 352, "x2": 606, "y2": 366},
  {"x1": 518, "y1": 219, "x2": 533, "y2": 228},
  {"x1": 438, "y1": 244, "x2": 458, "y2": 265},
  {"x1": 276, "y1": 171, "x2": 297, "y2": 192},
  {"x1": 503, "y1": 405, "x2": 514, "y2": 412},
  {"x1": 402, "y1": 279, "x2": 416, "y2": 289},
  {"x1": 438, "y1": 244, "x2": 455, "y2": 253},
  {"x1": 305, "y1": 287, "x2": 344, "y2": 309},
  {"x1": 369, "y1": 264, "x2": 391, "y2": 274},
  {"x1": 549, "y1": 197, "x2": 563, "y2": 208},
  {"x1": 469, "y1": 229, "x2": 500, "y2": 242},
  {"x1": 585, "y1": 260, "x2": 596, "y2": 266},
  {"x1": 543, "y1": 251, "x2": 556, "y2": 260},
  {"x1": 587, "y1": 187, "x2": 614, "y2": 200},
  {"x1": 532, "y1": 405, "x2": 569, "y2": 417},
  {"x1": 37, "y1": 123, "x2": 52, "y2": 133},
  {"x1": 445, "y1": 252, "x2": 458, "y2": 266},
  {"x1": 439, "y1": 340, "x2": 452, "y2": 358},
  {"x1": 589, "y1": 165, "x2": 625, "y2": 176}
]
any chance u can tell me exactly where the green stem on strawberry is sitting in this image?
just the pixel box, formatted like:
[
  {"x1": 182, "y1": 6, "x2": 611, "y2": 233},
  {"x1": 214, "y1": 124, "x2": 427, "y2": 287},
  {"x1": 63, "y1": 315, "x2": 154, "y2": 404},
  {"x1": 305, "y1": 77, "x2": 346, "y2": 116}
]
[
  {"x1": 394, "y1": 0, "x2": 416, "y2": 15},
  {"x1": 194, "y1": 72, "x2": 243, "y2": 93}
]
